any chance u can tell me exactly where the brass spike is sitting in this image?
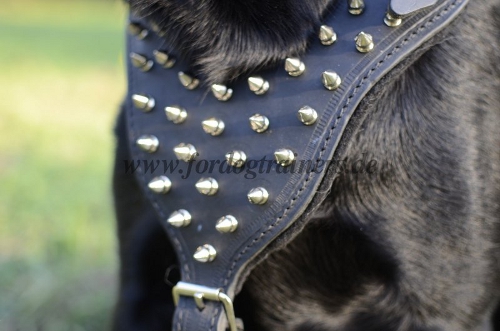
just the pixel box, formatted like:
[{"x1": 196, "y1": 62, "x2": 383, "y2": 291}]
[
  {"x1": 193, "y1": 244, "x2": 217, "y2": 263},
  {"x1": 130, "y1": 52, "x2": 153, "y2": 72},
  {"x1": 348, "y1": 0, "x2": 365, "y2": 15},
  {"x1": 355, "y1": 31, "x2": 374, "y2": 53},
  {"x1": 178, "y1": 72, "x2": 199, "y2": 90},
  {"x1": 173, "y1": 143, "x2": 197, "y2": 162},
  {"x1": 215, "y1": 215, "x2": 238, "y2": 233},
  {"x1": 202, "y1": 117, "x2": 225, "y2": 136},
  {"x1": 284, "y1": 57, "x2": 306, "y2": 77},
  {"x1": 225, "y1": 151, "x2": 247, "y2": 168},
  {"x1": 247, "y1": 76, "x2": 270, "y2": 95},
  {"x1": 153, "y1": 50, "x2": 176, "y2": 68},
  {"x1": 211, "y1": 84, "x2": 233, "y2": 101},
  {"x1": 384, "y1": 12, "x2": 402, "y2": 27},
  {"x1": 147, "y1": 176, "x2": 171, "y2": 194},
  {"x1": 136, "y1": 135, "x2": 159, "y2": 153},
  {"x1": 247, "y1": 187, "x2": 269, "y2": 205},
  {"x1": 167, "y1": 209, "x2": 191, "y2": 228},
  {"x1": 249, "y1": 114, "x2": 270, "y2": 133},
  {"x1": 165, "y1": 106, "x2": 187, "y2": 124},
  {"x1": 132, "y1": 94, "x2": 155, "y2": 112},
  {"x1": 195, "y1": 177, "x2": 219, "y2": 196},
  {"x1": 274, "y1": 148, "x2": 295, "y2": 167},
  {"x1": 297, "y1": 106, "x2": 318, "y2": 125},
  {"x1": 322, "y1": 71, "x2": 342, "y2": 91},
  {"x1": 128, "y1": 22, "x2": 148, "y2": 40},
  {"x1": 319, "y1": 25, "x2": 337, "y2": 46}
]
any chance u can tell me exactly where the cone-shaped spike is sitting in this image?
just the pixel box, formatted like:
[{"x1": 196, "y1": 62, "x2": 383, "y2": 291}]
[
  {"x1": 247, "y1": 76, "x2": 270, "y2": 95},
  {"x1": 348, "y1": 0, "x2": 365, "y2": 15},
  {"x1": 165, "y1": 106, "x2": 187, "y2": 124},
  {"x1": 355, "y1": 32, "x2": 374, "y2": 53},
  {"x1": 153, "y1": 50, "x2": 176, "y2": 68},
  {"x1": 247, "y1": 187, "x2": 269, "y2": 205},
  {"x1": 384, "y1": 12, "x2": 402, "y2": 27},
  {"x1": 322, "y1": 71, "x2": 342, "y2": 91},
  {"x1": 136, "y1": 135, "x2": 159, "y2": 153},
  {"x1": 178, "y1": 72, "x2": 199, "y2": 90},
  {"x1": 225, "y1": 150, "x2": 246, "y2": 168},
  {"x1": 147, "y1": 176, "x2": 171, "y2": 194},
  {"x1": 319, "y1": 25, "x2": 337, "y2": 46},
  {"x1": 285, "y1": 58, "x2": 306, "y2": 77},
  {"x1": 132, "y1": 94, "x2": 155, "y2": 112},
  {"x1": 274, "y1": 149, "x2": 295, "y2": 167},
  {"x1": 249, "y1": 114, "x2": 270, "y2": 133},
  {"x1": 215, "y1": 215, "x2": 238, "y2": 233},
  {"x1": 195, "y1": 177, "x2": 218, "y2": 196},
  {"x1": 130, "y1": 52, "x2": 153, "y2": 71},
  {"x1": 173, "y1": 143, "x2": 197, "y2": 162},
  {"x1": 211, "y1": 84, "x2": 233, "y2": 101},
  {"x1": 297, "y1": 106, "x2": 318, "y2": 125},
  {"x1": 167, "y1": 209, "x2": 191, "y2": 228},
  {"x1": 128, "y1": 23, "x2": 149, "y2": 40},
  {"x1": 193, "y1": 244, "x2": 216, "y2": 263},
  {"x1": 202, "y1": 117, "x2": 225, "y2": 136}
]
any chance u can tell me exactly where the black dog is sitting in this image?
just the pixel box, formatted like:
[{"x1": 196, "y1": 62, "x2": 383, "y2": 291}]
[{"x1": 112, "y1": 0, "x2": 500, "y2": 330}]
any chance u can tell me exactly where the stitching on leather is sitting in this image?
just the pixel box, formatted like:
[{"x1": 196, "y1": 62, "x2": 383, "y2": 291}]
[
  {"x1": 220, "y1": 0, "x2": 460, "y2": 290},
  {"x1": 177, "y1": 310, "x2": 183, "y2": 331},
  {"x1": 127, "y1": 41, "x2": 191, "y2": 281},
  {"x1": 209, "y1": 307, "x2": 220, "y2": 331}
]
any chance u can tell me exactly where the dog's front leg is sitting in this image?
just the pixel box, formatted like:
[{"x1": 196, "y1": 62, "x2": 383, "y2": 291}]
[{"x1": 111, "y1": 109, "x2": 175, "y2": 331}]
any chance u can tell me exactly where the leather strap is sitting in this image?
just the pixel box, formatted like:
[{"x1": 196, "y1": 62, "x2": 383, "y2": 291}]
[{"x1": 124, "y1": 0, "x2": 468, "y2": 330}]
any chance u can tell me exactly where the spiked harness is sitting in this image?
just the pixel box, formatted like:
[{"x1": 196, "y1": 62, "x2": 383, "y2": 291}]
[{"x1": 124, "y1": 0, "x2": 468, "y2": 330}]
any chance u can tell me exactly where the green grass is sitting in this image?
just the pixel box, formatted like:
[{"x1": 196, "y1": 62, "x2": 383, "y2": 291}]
[{"x1": 0, "y1": 1, "x2": 126, "y2": 330}]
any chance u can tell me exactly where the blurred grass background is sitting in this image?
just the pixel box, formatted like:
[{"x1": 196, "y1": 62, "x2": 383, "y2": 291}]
[{"x1": 0, "y1": 0, "x2": 126, "y2": 330}]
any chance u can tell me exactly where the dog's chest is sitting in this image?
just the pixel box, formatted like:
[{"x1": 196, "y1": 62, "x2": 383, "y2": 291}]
[{"x1": 123, "y1": 1, "x2": 468, "y2": 330}]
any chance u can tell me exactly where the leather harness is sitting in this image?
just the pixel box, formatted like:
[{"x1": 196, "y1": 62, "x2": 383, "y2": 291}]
[{"x1": 124, "y1": 0, "x2": 468, "y2": 330}]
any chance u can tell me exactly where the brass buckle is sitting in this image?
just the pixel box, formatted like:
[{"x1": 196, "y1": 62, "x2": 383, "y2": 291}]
[{"x1": 172, "y1": 282, "x2": 238, "y2": 331}]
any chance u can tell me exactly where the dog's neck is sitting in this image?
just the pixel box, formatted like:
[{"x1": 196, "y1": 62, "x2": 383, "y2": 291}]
[{"x1": 129, "y1": 0, "x2": 334, "y2": 85}]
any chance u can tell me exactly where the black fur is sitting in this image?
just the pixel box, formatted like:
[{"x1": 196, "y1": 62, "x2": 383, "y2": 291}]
[{"x1": 113, "y1": 0, "x2": 500, "y2": 330}]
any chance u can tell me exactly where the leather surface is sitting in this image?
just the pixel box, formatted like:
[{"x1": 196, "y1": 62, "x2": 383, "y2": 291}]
[{"x1": 124, "y1": 0, "x2": 468, "y2": 330}]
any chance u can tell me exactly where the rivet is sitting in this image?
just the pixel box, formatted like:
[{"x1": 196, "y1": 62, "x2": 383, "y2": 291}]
[
  {"x1": 247, "y1": 76, "x2": 270, "y2": 95},
  {"x1": 348, "y1": 0, "x2": 365, "y2": 15},
  {"x1": 285, "y1": 58, "x2": 306, "y2": 77},
  {"x1": 215, "y1": 215, "x2": 238, "y2": 233},
  {"x1": 225, "y1": 151, "x2": 247, "y2": 168},
  {"x1": 322, "y1": 71, "x2": 342, "y2": 90},
  {"x1": 193, "y1": 244, "x2": 217, "y2": 263},
  {"x1": 202, "y1": 118, "x2": 225, "y2": 136},
  {"x1": 148, "y1": 176, "x2": 171, "y2": 194},
  {"x1": 173, "y1": 143, "x2": 197, "y2": 162},
  {"x1": 195, "y1": 177, "x2": 219, "y2": 196},
  {"x1": 297, "y1": 106, "x2": 318, "y2": 125},
  {"x1": 165, "y1": 106, "x2": 187, "y2": 124},
  {"x1": 249, "y1": 114, "x2": 270, "y2": 133},
  {"x1": 153, "y1": 50, "x2": 176, "y2": 68},
  {"x1": 167, "y1": 209, "x2": 191, "y2": 228},
  {"x1": 247, "y1": 187, "x2": 269, "y2": 205},
  {"x1": 319, "y1": 25, "x2": 337, "y2": 46},
  {"x1": 384, "y1": 12, "x2": 402, "y2": 27},
  {"x1": 355, "y1": 31, "x2": 374, "y2": 53},
  {"x1": 211, "y1": 84, "x2": 233, "y2": 101},
  {"x1": 130, "y1": 52, "x2": 153, "y2": 72},
  {"x1": 274, "y1": 149, "x2": 295, "y2": 167},
  {"x1": 136, "y1": 135, "x2": 159, "y2": 153},
  {"x1": 178, "y1": 72, "x2": 199, "y2": 90},
  {"x1": 132, "y1": 94, "x2": 155, "y2": 112},
  {"x1": 128, "y1": 22, "x2": 148, "y2": 40}
]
